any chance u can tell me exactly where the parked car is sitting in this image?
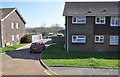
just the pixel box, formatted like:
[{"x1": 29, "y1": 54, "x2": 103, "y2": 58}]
[{"x1": 30, "y1": 42, "x2": 45, "y2": 53}]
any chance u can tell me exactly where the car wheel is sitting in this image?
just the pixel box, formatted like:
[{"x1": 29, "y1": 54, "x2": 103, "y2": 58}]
[
  {"x1": 42, "y1": 47, "x2": 45, "y2": 50},
  {"x1": 44, "y1": 48, "x2": 45, "y2": 50}
]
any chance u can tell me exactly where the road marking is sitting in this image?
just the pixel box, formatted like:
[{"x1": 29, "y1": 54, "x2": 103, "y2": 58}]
[{"x1": 44, "y1": 70, "x2": 52, "y2": 75}]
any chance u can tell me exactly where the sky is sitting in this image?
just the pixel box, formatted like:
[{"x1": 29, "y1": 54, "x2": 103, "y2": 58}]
[
  {"x1": 1, "y1": 2, "x2": 65, "y2": 28},
  {"x1": 1, "y1": 0, "x2": 119, "y2": 28}
]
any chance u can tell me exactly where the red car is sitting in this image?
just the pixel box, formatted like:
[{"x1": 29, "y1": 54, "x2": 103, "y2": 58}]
[{"x1": 30, "y1": 42, "x2": 45, "y2": 53}]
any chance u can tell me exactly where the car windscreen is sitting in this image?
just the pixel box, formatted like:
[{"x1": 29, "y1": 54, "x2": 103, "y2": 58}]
[{"x1": 31, "y1": 43, "x2": 40, "y2": 46}]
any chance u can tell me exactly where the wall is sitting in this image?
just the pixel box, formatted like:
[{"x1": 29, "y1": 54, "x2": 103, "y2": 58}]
[
  {"x1": 65, "y1": 16, "x2": 120, "y2": 52},
  {"x1": 94, "y1": 16, "x2": 120, "y2": 52},
  {"x1": 52, "y1": 36, "x2": 65, "y2": 44},
  {"x1": 94, "y1": 17, "x2": 119, "y2": 34},
  {"x1": 67, "y1": 16, "x2": 94, "y2": 51}
]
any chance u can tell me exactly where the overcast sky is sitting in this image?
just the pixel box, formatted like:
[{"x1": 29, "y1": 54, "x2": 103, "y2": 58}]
[{"x1": 1, "y1": 0, "x2": 119, "y2": 28}]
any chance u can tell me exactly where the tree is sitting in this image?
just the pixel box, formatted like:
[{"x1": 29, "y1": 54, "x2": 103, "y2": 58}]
[
  {"x1": 25, "y1": 23, "x2": 64, "y2": 36},
  {"x1": 50, "y1": 24, "x2": 64, "y2": 34}
]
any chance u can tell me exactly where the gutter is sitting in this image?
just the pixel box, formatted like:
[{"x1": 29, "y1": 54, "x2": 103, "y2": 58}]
[
  {"x1": 0, "y1": 20, "x2": 3, "y2": 47},
  {"x1": 66, "y1": 16, "x2": 69, "y2": 52}
]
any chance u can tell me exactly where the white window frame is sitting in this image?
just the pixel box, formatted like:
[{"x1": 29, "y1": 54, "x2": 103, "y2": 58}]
[
  {"x1": 95, "y1": 35, "x2": 104, "y2": 43},
  {"x1": 11, "y1": 22, "x2": 14, "y2": 29},
  {"x1": 16, "y1": 35, "x2": 20, "y2": 40},
  {"x1": 72, "y1": 17, "x2": 86, "y2": 24},
  {"x1": 16, "y1": 23, "x2": 19, "y2": 29},
  {"x1": 109, "y1": 36, "x2": 119, "y2": 45},
  {"x1": 12, "y1": 35, "x2": 15, "y2": 41},
  {"x1": 95, "y1": 17, "x2": 105, "y2": 24},
  {"x1": 110, "y1": 17, "x2": 120, "y2": 26},
  {"x1": 72, "y1": 35, "x2": 86, "y2": 43}
]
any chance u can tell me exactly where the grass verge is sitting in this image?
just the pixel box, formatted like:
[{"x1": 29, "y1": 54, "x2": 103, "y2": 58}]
[
  {"x1": 0, "y1": 43, "x2": 28, "y2": 53},
  {"x1": 42, "y1": 44, "x2": 119, "y2": 68}
]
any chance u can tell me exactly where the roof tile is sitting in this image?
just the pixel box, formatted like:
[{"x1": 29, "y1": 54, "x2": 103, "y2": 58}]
[{"x1": 63, "y1": 2, "x2": 119, "y2": 16}]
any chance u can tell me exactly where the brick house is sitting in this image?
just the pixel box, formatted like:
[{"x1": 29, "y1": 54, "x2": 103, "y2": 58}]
[
  {"x1": 63, "y1": 2, "x2": 120, "y2": 52},
  {"x1": 0, "y1": 8, "x2": 26, "y2": 47}
]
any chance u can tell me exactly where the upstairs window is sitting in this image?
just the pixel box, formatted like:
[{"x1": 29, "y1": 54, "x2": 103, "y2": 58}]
[
  {"x1": 110, "y1": 17, "x2": 120, "y2": 26},
  {"x1": 110, "y1": 36, "x2": 119, "y2": 45},
  {"x1": 11, "y1": 22, "x2": 14, "y2": 29},
  {"x1": 72, "y1": 17, "x2": 86, "y2": 24},
  {"x1": 95, "y1": 17, "x2": 105, "y2": 24},
  {"x1": 95, "y1": 35, "x2": 104, "y2": 43},
  {"x1": 16, "y1": 23, "x2": 19, "y2": 29},
  {"x1": 72, "y1": 35, "x2": 86, "y2": 43}
]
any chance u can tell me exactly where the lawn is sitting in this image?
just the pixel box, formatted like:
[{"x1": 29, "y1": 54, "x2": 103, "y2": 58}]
[
  {"x1": 0, "y1": 43, "x2": 28, "y2": 53},
  {"x1": 42, "y1": 44, "x2": 119, "y2": 68}
]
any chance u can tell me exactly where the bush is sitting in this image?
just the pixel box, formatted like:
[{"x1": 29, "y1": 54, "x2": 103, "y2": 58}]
[{"x1": 20, "y1": 34, "x2": 32, "y2": 43}]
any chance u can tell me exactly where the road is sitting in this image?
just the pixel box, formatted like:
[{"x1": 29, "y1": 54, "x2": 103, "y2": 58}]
[
  {"x1": 49, "y1": 67, "x2": 119, "y2": 75},
  {"x1": 1, "y1": 39, "x2": 56, "y2": 76}
]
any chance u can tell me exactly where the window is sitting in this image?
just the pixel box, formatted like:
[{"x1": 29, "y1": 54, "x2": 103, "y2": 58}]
[
  {"x1": 95, "y1": 35, "x2": 104, "y2": 43},
  {"x1": 72, "y1": 17, "x2": 86, "y2": 24},
  {"x1": 11, "y1": 22, "x2": 14, "y2": 29},
  {"x1": 95, "y1": 17, "x2": 105, "y2": 24},
  {"x1": 16, "y1": 23, "x2": 19, "y2": 29},
  {"x1": 12, "y1": 35, "x2": 15, "y2": 41},
  {"x1": 72, "y1": 35, "x2": 86, "y2": 43},
  {"x1": 16, "y1": 35, "x2": 19, "y2": 40},
  {"x1": 110, "y1": 36, "x2": 119, "y2": 45},
  {"x1": 110, "y1": 17, "x2": 120, "y2": 26}
]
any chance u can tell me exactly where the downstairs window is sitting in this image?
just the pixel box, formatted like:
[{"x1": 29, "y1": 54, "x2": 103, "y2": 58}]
[{"x1": 72, "y1": 35, "x2": 86, "y2": 43}]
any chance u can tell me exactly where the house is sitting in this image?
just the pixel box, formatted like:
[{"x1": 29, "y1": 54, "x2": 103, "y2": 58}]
[
  {"x1": 31, "y1": 34, "x2": 42, "y2": 42},
  {"x1": 63, "y1": 2, "x2": 120, "y2": 52},
  {"x1": 0, "y1": 8, "x2": 26, "y2": 47}
]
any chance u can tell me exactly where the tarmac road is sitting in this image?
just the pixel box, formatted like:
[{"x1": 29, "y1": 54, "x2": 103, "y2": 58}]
[
  {"x1": 49, "y1": 67, "x2": 119, "y2": 75},
  {"x1": 1, "y1": 39, "x2": 56, "y2": 76}
]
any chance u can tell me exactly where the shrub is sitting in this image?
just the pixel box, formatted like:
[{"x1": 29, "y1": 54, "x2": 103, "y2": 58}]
[{"x1": 20, "y1": 34, "x2": 32, "y2": 43}]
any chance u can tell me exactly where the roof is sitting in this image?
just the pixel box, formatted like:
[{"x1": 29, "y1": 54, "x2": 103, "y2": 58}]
[
  {"x1": 63, "y1": 2, "x2": 119, "y2": 16},
  {"x1": 0, "y1": 8, "x2": 26, "y2": 24}
]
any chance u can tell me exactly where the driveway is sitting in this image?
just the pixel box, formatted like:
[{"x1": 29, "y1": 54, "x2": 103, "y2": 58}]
[{"x1": 1, "y1": 39, "x2": 55, "y2": 76}]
